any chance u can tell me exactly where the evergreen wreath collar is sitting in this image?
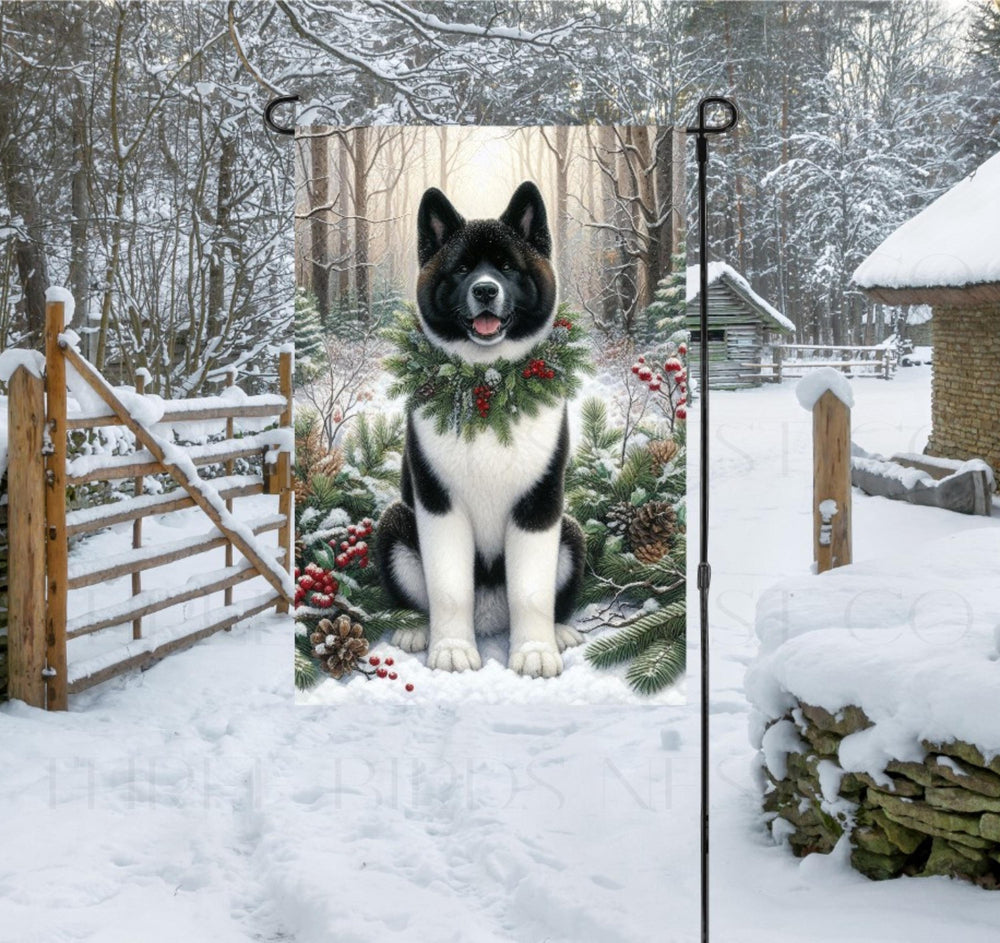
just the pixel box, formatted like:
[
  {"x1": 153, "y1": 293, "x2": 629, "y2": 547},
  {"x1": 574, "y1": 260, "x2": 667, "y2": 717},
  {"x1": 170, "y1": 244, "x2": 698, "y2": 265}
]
[{"x1": 383, "y1": 304, "x2": 592, "y2": 446}]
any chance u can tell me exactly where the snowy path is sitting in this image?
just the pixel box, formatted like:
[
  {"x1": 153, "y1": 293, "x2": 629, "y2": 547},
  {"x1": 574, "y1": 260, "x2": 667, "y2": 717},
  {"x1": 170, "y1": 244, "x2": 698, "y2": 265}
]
[
  {"x1": 3, "y1": 367, "x2": 998, "y2": 941},
  {"x1": 1, "y1": 623, "x2": 697, "y2": 942}
]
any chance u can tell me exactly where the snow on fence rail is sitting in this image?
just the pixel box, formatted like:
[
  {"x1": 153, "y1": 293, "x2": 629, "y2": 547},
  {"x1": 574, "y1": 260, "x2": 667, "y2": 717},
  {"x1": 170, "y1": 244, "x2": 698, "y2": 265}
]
[
  {"x1": 5, "y1": 297, "x2": 293, "y2": 710},
  {"x1": 751, "y1": 343, "x2": 896, "y2": 383}
]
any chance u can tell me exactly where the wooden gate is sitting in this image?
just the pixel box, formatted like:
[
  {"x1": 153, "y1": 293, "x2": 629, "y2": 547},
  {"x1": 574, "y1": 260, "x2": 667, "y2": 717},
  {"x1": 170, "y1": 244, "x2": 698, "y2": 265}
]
[{"x1": 6, "y1": 299, "x2": 293, "y2": 710}]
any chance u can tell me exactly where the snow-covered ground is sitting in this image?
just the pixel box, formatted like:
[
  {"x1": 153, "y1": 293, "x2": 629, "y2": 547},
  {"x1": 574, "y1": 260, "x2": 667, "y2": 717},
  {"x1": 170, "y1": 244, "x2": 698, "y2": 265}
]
[
  {"x1": 700, "y1": 365, "x2": 1000, "y2": 941},
  {"x1": 2, "y1": 365, "x2": 998, "y2": 941}
]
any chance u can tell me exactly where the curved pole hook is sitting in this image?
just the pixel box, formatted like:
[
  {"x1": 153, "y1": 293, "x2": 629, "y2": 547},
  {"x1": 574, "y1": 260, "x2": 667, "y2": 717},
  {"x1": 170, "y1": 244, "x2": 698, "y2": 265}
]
[
  {"x1": 687, "y1": 95, "x2": 739, "y2": 136},
  {"x1": 264, "y1": 95, "x2": 299, "y2": 137}
]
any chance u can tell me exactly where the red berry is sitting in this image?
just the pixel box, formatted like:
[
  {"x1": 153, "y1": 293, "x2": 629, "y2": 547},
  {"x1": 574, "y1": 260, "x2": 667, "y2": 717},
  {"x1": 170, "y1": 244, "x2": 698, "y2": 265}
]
[
  {"x1": 369, "y1": 656, "x2": 380, "y2": 666},
  {"x1": 340, "y1": 541, "x2": 349, "y2": 551},
  {"x1": 376, "y1": 667, "x2": 387, "y2": 678},
  {"x1": 348, "y1": 535, "x2": 357, "y2": 545},
  {"x1": 388, "y1": 672, "x2": 398, "y2": 680},
  {"x1": 676, "y1": 406, "x2": 687, "y2": 420},
  {"x1": 360, "y1": 559, "x2": 369, "y2": 568},
  {"x1": 298, "y1": 575, "x2": 314, "y2": 590},
  {"x1": 649, "y1": 382, "x2": 661, "y2": 392},
  {"x1": 637, "y1": 356, "x2": 645, "y2": 363},
  {"x1": 678, "y1": 343, "x2": 687, "y2": 355},
  {"x1": 405, "y1": 683, "x2": 414, "y2": 692},
  {"x1": 385, "y1": 657, "x2": 394, "y2": 666},
  {"x1": 631, "y1": 365, "x2": 640, "y2": 374},
  {"x1": 522, "y1": 369, "x2": 531, "y2": 378}
]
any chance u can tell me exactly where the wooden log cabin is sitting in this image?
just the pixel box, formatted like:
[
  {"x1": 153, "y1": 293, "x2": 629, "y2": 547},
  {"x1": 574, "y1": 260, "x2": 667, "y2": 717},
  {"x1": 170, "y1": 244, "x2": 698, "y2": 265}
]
[{"x1": 685, "y1": 263, "x2": 794, "y2": 389}]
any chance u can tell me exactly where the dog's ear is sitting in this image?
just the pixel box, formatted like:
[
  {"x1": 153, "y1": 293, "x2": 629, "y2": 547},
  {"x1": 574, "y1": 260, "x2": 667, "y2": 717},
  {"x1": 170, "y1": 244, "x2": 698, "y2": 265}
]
[
  {"x1": 500, "y1": 181, "x2": 551, "y2": 258},
  {"x1": 418, "y1": 188, "x2": 464, "y2": 266}
]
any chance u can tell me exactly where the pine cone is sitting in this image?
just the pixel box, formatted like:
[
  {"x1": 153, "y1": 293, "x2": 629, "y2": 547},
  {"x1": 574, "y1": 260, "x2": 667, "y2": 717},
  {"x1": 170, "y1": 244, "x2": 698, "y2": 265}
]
[
  {"x1": 648, "y1": 438, "x2": 679, "y2": 469},
  {"x1": 294, "y1": 446, "x2": 344, "y2": 503},
  {"x1": 628, "y1": 501, "x2": 679, "y2": 563},
  {"x1": 606, "y1": 500, "x2": 637, "y2": 537},
  {"x1": 309, "y1": 614, "x2": 368, "y2": 679}
]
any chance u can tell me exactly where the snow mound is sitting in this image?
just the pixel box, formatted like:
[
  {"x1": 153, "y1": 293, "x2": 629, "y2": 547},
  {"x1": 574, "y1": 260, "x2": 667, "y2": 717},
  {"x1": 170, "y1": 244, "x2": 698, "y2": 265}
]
[
  {"x1": 795, "y1": 367, "x2": 854, "y2": 410},
  {"x1": 0, "y1": 348, "x2": 45, "y2": 383},
  {"x1": 747, "y1": 527, "x2": 1000, "y2": 777},
  {"x1": 45, "y1": 285, "x2": 76, "y2": 325},
  {"x1": 853, "y1": 149, "x2": 1000, "y2": 289}
]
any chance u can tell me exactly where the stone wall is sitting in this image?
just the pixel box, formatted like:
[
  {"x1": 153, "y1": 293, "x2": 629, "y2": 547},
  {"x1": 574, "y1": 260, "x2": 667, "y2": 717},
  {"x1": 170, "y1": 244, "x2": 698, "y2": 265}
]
[
  {"x1": 763, "y1": 703, "x2": 1000, "y2": 888},
  {"x1": 927, "y1": 305, "x2": 1000, "y2": 474}
]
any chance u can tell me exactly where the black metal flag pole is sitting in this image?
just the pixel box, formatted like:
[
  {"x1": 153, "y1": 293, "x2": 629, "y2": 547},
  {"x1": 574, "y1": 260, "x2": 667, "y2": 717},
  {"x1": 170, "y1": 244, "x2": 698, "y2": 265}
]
[{"x1": 686, "y1": 96, "x2": 738, "y2": 943}]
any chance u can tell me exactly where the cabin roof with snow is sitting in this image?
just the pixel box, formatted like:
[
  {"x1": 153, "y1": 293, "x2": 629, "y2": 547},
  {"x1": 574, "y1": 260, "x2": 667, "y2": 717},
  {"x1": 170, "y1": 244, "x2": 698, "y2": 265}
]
[
  {"x1": 685, "y1": 262, "x2": 794, "y2": 334},
  {"x1": 853, "y1": 150, "x2": 1000, "y2": 306}
]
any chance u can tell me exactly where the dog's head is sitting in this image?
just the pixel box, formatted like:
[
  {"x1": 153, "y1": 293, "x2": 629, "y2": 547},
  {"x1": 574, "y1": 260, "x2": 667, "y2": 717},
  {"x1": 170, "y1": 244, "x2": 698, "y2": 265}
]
[{"x1": 415, "y1": 182, "x2": 557, "y2": 363}]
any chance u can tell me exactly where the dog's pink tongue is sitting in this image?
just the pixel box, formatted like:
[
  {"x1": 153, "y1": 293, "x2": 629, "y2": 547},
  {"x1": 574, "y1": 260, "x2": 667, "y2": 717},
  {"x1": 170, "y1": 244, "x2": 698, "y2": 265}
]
[{"x1": 473, "y1": 315, "x2": 501, "y2": 336}]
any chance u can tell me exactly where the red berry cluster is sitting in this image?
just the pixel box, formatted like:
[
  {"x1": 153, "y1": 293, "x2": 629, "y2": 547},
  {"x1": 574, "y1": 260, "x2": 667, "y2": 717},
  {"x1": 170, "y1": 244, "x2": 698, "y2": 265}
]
[
  {"x1": 367, "y1": 654, "x2": 415, "y2": 692},
  {"x1": 333, "y1": 518, "x2": 373, "y2": 570},
  {"x1": 553, "y1": 317, "x2": 573, "y2": 330},
  {"x1": 630, "y1": 352, "x2": 689, "y2": 422},
  {"x1": 474, "y1": 385, "x2": 494, "y2": 418},
  {"x1": 523, "y1": 358, "x2": 555, "y2": 380},
  {"x1": 294, "y1": 562, "x2": 339, "y2": 609},
  {"x1": 631, "y1": 355, "x2": 663, "y2": 390}
]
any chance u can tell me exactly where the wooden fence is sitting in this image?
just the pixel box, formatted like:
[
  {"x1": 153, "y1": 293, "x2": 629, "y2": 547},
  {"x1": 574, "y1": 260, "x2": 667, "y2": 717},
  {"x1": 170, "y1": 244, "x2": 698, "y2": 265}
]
[
  {"x1": 6, "y1": 299, "x2": 293, "y2": 710},
  {"x1": 754, "y1": 344, "x2": 896, "y2": 383}
]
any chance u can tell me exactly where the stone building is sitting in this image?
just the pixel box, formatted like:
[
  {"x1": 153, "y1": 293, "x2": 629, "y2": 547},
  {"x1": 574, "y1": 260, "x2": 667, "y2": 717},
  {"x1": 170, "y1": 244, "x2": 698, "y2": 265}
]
[{"x1": 854, "y1": 150, "x2": 1000, "y2": 474}]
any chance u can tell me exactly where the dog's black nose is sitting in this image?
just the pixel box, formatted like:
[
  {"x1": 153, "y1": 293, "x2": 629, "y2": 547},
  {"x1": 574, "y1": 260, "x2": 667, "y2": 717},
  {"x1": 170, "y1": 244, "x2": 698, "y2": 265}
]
[{"x1": 472, "y1": 281, "x2": 499, "y2": 303}]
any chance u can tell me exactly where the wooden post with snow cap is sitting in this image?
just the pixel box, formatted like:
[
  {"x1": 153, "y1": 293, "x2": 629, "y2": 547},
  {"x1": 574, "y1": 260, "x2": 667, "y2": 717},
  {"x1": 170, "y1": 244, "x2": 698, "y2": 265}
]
[
  {"x1": 5, "y1": 361, "x2": 48, "y2": 707},
  {"x1": 796, "y1": 368, "x2": 853, "y2": 574},
  {"x1": 44, "y1": 295, "x2": 70, "y2": 710}
]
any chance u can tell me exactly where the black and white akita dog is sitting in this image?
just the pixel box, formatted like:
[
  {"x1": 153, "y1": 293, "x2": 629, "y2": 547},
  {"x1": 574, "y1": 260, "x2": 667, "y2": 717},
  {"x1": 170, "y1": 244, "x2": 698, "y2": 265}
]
[{"x1": 375, "y1": 181, "x2": 586, "y2": 678}]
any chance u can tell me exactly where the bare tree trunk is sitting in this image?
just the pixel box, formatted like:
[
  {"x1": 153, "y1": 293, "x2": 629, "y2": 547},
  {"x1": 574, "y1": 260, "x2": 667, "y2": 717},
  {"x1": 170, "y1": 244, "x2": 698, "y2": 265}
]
[
  {"x1": 338, "y1": 140, "x2": 351, "y2": 301},
  {"x1": 0, "y1": 83, "x2": 49, "y2": 346},
  {"x1": 69, "y1": 12, "x2": 91, "y2": 352},
  {"x1": 353, "y1": 126, "x2": 370, "y2": 319},
  {"x1": 208, "y1": 132, "x2": 236, "y2": 334},
  {"x1": 310, "y1": 132, "x2": 329, "y2": 320}
]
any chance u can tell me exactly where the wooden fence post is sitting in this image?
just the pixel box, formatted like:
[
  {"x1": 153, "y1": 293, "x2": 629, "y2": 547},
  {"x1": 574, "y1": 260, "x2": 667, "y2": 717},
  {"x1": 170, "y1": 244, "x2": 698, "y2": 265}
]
[
  {"x1": 7, "y1": 367, "x2": 48, "y2": 707},
  {"x1": 277, "y1": 349, "x2": 293, "y2": 615},
  {"x1": 813, "y1": 389, "x2": 852, "y2": 573},
  {"x1": 44, "y1": 299, "x2": 69, "y2": 710},
  {"x1": 132, "y1": 371, "x2": 145, "y2": 640},
  {"x1": 773, "y1": 345, "x2": 783, "y2": 383},
  {"x1": 224, "y1": 369, "x2": 235, "y2": 611}
]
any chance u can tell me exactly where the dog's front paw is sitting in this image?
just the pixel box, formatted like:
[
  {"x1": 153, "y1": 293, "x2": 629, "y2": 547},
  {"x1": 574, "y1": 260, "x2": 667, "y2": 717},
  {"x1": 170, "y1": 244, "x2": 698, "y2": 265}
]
[
  {"x1": 427, "y1": 638, "x2": 482, "y2": 672},
  {"x1": 392, "y1": 626, "x2": 428, "y2": 653},
  {"x1": 509, "y1": 641, "x2": 562, "y2": 678},
  {"x1": 555, "y1": 624, "x2": 584, "y2": 652}
]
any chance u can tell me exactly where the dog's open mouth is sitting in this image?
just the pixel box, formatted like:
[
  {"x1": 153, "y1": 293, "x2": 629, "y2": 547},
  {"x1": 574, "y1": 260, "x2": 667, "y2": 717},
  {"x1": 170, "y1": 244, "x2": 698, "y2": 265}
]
[
  {"x1": 472, "y1": 314, "x2": 503, "y2": 337},
  {"x1": 467, "y1": 312, "x2": 512, "y2": 343}
]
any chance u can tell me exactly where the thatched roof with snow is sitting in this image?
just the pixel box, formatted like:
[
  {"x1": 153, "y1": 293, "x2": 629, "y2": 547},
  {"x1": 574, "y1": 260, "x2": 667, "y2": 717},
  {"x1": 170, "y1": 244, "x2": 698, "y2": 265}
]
[{"x1": 853, "y1": 151, "x2": 1000, "y2": 307}]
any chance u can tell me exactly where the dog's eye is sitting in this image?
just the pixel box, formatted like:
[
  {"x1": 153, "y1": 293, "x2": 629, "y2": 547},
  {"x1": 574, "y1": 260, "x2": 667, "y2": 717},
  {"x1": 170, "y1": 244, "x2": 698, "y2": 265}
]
[
  {"x1": 454, "y1": 265, "x2": 469, "y2": 276},
  {"x1": 500, "y1": 261, "x2": 512, "y2": 272}
]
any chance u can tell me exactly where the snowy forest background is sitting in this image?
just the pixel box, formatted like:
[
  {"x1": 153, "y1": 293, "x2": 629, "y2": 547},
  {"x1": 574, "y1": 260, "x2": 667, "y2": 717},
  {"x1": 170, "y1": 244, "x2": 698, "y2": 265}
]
[{"x1": 2, "y1": 0, "x2": 999, "y2": 391}]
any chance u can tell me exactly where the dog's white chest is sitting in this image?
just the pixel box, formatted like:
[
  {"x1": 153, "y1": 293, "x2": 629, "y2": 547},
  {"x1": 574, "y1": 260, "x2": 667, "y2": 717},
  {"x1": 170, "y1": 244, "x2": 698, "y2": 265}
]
[{"x1": 412, "y1": 403, "x2": 563, "y2": 556}]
